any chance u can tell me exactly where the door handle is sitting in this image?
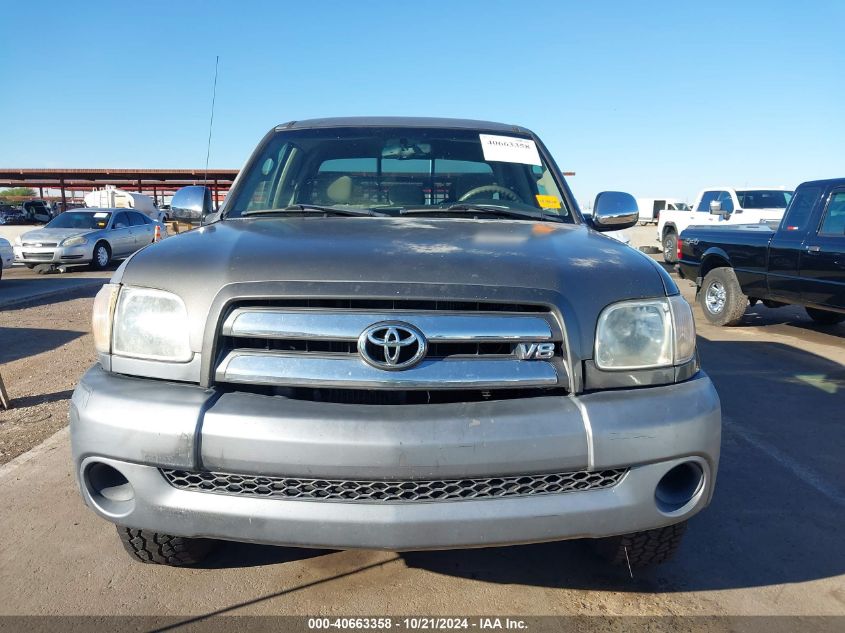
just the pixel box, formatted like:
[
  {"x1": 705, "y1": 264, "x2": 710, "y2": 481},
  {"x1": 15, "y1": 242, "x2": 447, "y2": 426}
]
[{"x1": 805, "y1": 245, "x2": 821, "y2": 253}]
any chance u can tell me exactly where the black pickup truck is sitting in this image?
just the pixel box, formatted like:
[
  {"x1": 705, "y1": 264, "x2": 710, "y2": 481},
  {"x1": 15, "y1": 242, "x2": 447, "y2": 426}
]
[{"x1": 678, "y1": 178, "x2": 845, "y2": 326}]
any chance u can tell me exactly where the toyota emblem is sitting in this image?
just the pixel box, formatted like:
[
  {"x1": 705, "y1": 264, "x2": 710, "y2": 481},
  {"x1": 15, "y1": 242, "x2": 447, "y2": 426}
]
[{"x1": 358, "y1": 322, "x2": 427, "y2": 370}]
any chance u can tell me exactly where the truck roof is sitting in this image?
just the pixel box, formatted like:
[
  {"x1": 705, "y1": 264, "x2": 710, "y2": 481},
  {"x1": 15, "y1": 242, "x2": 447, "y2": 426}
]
[
  {"x1": 697, "y1": 186, "x2": 793, "y2": 192},
  {"x1": 794, "y1": 177, "x2": 845, "y2": 188},
  {"x1": 275, "y1": 116, "x2": 531, "y2": 134}
]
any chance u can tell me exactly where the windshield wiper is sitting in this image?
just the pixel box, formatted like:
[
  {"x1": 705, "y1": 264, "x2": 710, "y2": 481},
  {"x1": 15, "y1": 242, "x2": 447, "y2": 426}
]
[
  {"x1": 400, "y1": 203, "x2": 563, "y2": 223},
  {"x1": 242, "y1": 204, "x2": 383, "y2": 217}
]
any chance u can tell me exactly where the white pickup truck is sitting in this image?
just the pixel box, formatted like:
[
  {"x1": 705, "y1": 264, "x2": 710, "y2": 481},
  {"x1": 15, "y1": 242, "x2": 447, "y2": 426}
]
[{"x1": 657, "y1": 187, "x2": 793, "y2": 262}]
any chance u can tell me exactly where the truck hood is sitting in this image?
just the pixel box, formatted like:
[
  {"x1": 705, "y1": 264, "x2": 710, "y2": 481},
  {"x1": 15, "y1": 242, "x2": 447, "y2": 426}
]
[{"x1": 120, "y1": 217, "x2": 673, "y2": 355}]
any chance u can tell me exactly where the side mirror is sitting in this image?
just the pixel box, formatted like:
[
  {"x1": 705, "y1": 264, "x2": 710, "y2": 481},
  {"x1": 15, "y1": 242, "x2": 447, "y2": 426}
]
[
  {"x1": 170, "y1": 186, "x2": 213, "y2": 225},
  {"x1": 709, "y1": 200, "x2": 727, "y2": 216},
  {"x1": 591, "y1": 191, "x2": 639, "y2": 231}
]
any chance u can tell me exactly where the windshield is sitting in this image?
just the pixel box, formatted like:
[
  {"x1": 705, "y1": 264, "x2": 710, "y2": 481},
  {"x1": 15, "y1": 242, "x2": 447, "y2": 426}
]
[
  {"x1": 736, "y1": 190, "x2": 793, "y2": 209},
  {"x1": 225, "y1": 127, "x2": 573, "y2": 221},
  {"x1": 45, "y1": 211, "x2": 111, "y2": 230}
]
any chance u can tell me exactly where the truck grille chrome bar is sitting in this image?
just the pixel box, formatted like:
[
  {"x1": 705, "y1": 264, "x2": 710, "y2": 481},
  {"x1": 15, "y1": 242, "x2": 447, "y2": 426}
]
[
  {"x1": 222, "y1": 310, "x2": 553, "y2": 342},
  {"x1": 216, "y1": 353, "x2": 559, "y2": 390},
  {"x1": 161, "y1": 468, "x2": 627, "y2": 503}
]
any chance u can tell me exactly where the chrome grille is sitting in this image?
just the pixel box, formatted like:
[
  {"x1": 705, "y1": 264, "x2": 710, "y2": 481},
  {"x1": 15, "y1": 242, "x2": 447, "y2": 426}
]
[
  {"x1": 214, "y1": 300, "x2": 566, "y2": 391},
  {"x1": 161, "y1": 468, "x2": 626, "y2": 503},
  {"x1": 23, "y1": 242, "x2": 58, "y2": 247}
]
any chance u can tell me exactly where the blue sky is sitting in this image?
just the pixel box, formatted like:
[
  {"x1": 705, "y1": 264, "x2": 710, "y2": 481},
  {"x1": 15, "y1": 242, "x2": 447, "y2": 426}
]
[{"x1": 1, "y1": 0, "x2": 842, "y2": 204}]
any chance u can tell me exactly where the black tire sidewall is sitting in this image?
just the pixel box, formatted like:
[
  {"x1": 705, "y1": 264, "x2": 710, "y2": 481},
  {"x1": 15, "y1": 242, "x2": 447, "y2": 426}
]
[
  {"x1": 663, "y1": 232, "x2": 678, "y2": 263},
  {"x1": 92, "y1": 242, "x2": 111, "y2": 270},
  {"x1": 699, "y1": 268, "x2": 746, "y2": 326}
]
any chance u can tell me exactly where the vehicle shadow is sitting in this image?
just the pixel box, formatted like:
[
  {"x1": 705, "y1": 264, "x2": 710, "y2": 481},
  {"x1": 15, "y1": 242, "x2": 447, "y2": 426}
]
[
  {"x1": 740, "y1": 303, "x2": 845, "y2": 340},
  {"x1": 0, "y1": 327, "x2": 87, "y2": 363},
  {"x1": 6, "y1": 389, "x2": 74, "y2": 408},
  {"x1": 199, "y1": 541, "x2": 331, "y2": 570},
  {"x1": 0, "y1": 279, "x2": 104, "y2": 311}
]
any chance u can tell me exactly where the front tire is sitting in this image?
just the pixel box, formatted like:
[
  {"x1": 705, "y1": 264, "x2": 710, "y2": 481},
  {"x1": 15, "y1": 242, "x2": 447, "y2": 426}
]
[
  {"x1": 90, "y1": 241, "x2": 111, "y2": 270},
  {"x1": 593, "y1": 522, "x2": 688, "y2": 568},
  {"x1": 699, "y1": 267, "x2": 747, "y2": 326},
  {"x1": 662, "y1": 231, "x2": 678, "y2": 263},
  {"x1": 806, "y1": 307, "x2": 845, "y2": 325},
  {"x1": 116, "y1": 526, "x2": 214, "y2": 566}
]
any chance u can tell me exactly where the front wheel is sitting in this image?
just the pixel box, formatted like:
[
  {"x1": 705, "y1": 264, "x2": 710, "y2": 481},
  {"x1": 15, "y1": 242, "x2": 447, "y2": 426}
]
[
  {"x1": 90, "y1": 242, "x2": 111, "y2": 270},
  {"x1": 593, "y1": 521, "x2": 688, "y2": 568},
  {"x1": 698, "y1": 267, "x2": 747, "y2": 326},
  {"x1": 806, "y1": 307, "x2": 845, "y2": 325},
  {"x1": 662, "y1": 232, "x2": 678, "y2": 263},
  {"x1": 117, "y1": 526, "x2": 215, "y2": 566}
]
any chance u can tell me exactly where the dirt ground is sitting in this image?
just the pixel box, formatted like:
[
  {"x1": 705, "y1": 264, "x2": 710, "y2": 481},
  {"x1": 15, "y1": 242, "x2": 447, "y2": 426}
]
[{"x1": 0, "y1": 290, "x2": 97, "y2": 464}]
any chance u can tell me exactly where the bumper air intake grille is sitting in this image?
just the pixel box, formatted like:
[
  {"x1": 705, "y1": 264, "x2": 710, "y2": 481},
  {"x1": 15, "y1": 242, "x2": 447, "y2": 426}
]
[{"x1": 160, "y1": 468, "x2": 626, "y2": 503}]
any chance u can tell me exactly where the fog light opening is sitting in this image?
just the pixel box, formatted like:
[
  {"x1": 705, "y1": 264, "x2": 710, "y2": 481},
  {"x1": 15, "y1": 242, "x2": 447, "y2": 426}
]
[
  {"x1": 655, "y1": 461, "x2": 704, "y2": 514},
  {"x1": 84, "y1": 462, "x2": 135, "y2": 516}
]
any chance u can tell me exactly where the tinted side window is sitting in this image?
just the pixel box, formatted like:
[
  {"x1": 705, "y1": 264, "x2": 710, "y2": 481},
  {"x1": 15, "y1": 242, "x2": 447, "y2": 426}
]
[
  {"x1": 780, "y1": 186, "x2": 821, "y2": 232},
  {"x1": 696, "y1": 191, "x2": 719, "y2": 211},
  {"x1": 819, "y1": 191, "x2": 845, "y2": 236},
  {"x1": 128, "y1": 212, "x2": 145, "y2": 227},
  {"x1": 717, "y1": 191, "x2": 734, "y2": 213},
  {"x1": 113, "y1": 212, "x2": 130, "y2": 228}
]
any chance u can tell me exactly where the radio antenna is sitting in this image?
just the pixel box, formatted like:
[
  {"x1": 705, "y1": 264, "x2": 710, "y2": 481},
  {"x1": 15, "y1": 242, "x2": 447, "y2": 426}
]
[{"x1": 203, "y1": 55, "x2": 219, "y2": 184}]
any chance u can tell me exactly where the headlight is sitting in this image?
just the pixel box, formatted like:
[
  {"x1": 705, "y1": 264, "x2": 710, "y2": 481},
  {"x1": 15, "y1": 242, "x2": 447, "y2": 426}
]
[
  {"x1": 61, "y1": 235, "x2": 88, "y2": 247},
  {"x1": 14, "y1": 235, "x2": 21, "y2": 246},
  {"x1": 595, "y1": 295, "x2": 695, "y2": 370},
  {"x1": 95, "y1": 285, "x2": 192, "y2": 362}
]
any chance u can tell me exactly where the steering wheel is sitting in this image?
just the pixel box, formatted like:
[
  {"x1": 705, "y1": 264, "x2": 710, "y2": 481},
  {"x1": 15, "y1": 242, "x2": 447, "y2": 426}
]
[{"x1": 458, "y1": 185, "x2": 521, "y2": 202}]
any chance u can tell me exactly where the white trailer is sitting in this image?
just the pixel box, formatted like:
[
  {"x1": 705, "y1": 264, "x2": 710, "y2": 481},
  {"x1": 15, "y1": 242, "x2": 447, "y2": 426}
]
[
  {"x1": 84, "y1": 187, "x2": 165, "y2": 222},
  {"x1": 636, "y1": 198, "x2": 690, "y2": 224}
]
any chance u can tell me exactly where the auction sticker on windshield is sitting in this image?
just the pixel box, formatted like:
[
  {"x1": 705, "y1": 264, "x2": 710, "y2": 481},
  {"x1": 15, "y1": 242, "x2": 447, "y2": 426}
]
[
  {"x1": 535, "y1": 194, "x2": 561, "y2": 209},
  {"x1": 479, "y1": 134, "x2": 542, "y2": 165}
]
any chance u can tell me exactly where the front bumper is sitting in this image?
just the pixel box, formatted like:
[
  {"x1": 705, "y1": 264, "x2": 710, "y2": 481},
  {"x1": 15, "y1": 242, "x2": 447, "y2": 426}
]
[
  {"x1": 70, "y1": 366, "x2": 721, "y2": 550},
  {"x1": 14, "y1": 244, "x2": 91, "y2": 265}
]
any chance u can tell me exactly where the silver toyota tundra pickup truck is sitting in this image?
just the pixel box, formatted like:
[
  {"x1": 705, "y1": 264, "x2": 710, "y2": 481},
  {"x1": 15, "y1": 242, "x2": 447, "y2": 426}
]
[{"x1": 71, "y1": 117, "x2": 721, "y2": 567}]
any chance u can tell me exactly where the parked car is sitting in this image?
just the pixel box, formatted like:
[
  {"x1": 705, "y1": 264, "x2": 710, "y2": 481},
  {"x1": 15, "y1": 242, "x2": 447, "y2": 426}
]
[
  {"x1": 22, "y1": 199, "x2": 55, "y2": 223},
  {"x1": 659, "y1": 187, "x2": 793, "y2": 263},
  {"x1": 71, "y1": 117, "x2": 720, "y2": 568},
  {"x1": 678, "y1": 178, "x2": 845, "y2": 326},
  {"x1": 0, "y1": 204, "x2": 26, "y2": 225},
  {"x1": 637, "y1": 198, "x2": 690, "y2": 225},
  {"x1": 0, "y1": 237, "x2": 13, "y2": 279},
  {"x1": 13, "y1": 208, "x2": 166, "y2": 270}
]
